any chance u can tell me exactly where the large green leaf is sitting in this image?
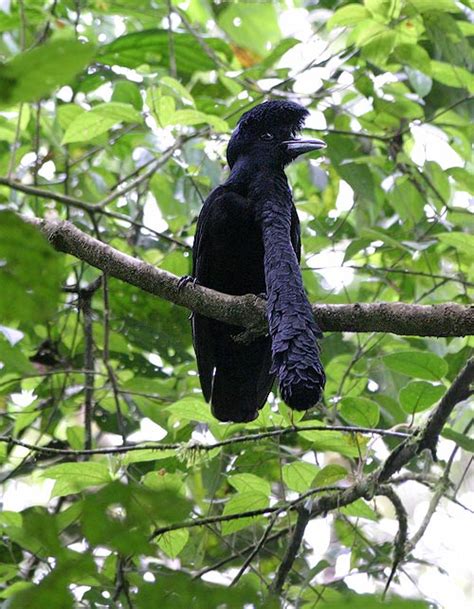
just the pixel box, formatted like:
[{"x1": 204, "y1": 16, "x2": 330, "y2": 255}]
[
  {"x1": 442, "y1": 427, "x2": 474, "y2": 453},
  {"x1": 316, "y1": 593, "x2": 430, "y2": 608},
  {"x1": 0, "y1": 335, "x2": 35, "y2": 377},
  {"x1": 328, "y1": 5, "x2": 370, "y2": 29},
  {"x1": 431, "y1": 61, "x2": 474, "y2": 93},
  {"x1": 298, "y1": 425, "x2": 366, "y2": 458},
  {"x1": 221, "y1": 491, "x2": 268, "y2": 535},
  {"x1": 0, "y1": 212, "x2": 65, "y2": 324},
  {"x1": 0, "y1": 39, "x2": 95, "y2": 105},
  {"x1": 282, "y1": 461, "x2": 319, "y2": 493},
  {"x1": 42, "y1": 462, "x2": 113, "y2": 497},
  {"x1": 99, "y1": 29, "x2": 231, "y2": 75},
  {"x1": 383, "y1": 351, "x2": 448, "y2": 381},
  {"x1": 438, "y1": 232, "x2": 474, "y2": 259},
  {"x1": 217, "y1": 3, "x2": 281, "y2": 57},
  {"x1": 399, "y1": 381, "x2": 445, "y2": 413},
  {"x1": 62, "y1": 102, "x2": 142, "y2": 144},
  {"x1": 339, "y1": 397, "x2": 380, "y2": 427},
  {"x1": 228, "y1": 472, "x2": 271, "y2": 497}
]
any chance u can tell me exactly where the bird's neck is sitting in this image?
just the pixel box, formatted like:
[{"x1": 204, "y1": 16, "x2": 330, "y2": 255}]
[{"x1": 225, "y1": 156, "x2": 289, "y2": 197}]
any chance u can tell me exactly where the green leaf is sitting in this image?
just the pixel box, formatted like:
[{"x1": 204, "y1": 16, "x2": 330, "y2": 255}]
[
  {"x1": 135, "y1": 573, "x2": 259, "y2": 609},
  {"x1": 0, "y1": 581, "x2": 33, "y2": 600},
  {"x1": 315, "y1": 593, "x2": 429, "y2": 608},
  {"x1": 167, "y1": 397, "x2": 216, "y2": 424},
  {"x1": 442, "y1": 428, "x2": 474, "y2": 453},
  {"x1": 438, "y1": 232, "x2": 474, "y2": 258},
  {"x1": 313, "y1": 464, "x2": 348, "y2": 487},
  {"x1": 340, "y1": 498, "x2": 378, "y2": 521},
  {"x1": 57, "y1": 103, "x2": 84, "y2": 131},
  {"x1": 0, "y1": 335, "x2": 34, "y2": 376},
  {"x1": 171, "y1": 109, "x2": 228, "y2": 132},
  {"x1": 221, "y1": 491, "x2": 268, "y2": 535},
  {"x1": 431, "y1": 61, "x2": 474, "y2": 93},
  {"x1": 365, "y1": 0, "x2": 393, "y2": 21},
  {"x1": 122, "y1": 448, "x2": 176, "y2": 465},
  {"x1": 0, "y1": 39, "x2": 95, "y2": 105},
  {"x1": 361, "y1": 228, "x2": 409, "y2": 251},
  {"x1": 408, "y1": 0, "x2": 458, "y2": 12},
  {"x1": 328, "y1": 4, "x2": 370, "y2": 28},
  {"x1": 0, "y1": 212, "x2": 64, "y2": 324},
  {"x1": 448, "y1": 168, "x2": 474, "y2": 194},
  {"x1": 100, "y1": 29, "x2": 231, "y2": 75},
  {"x1": 157, "y1": 529, "x2": 189, "y2": 558},
  {"x1": 0, "y1": 511, "x2": 22, "y2": 528},
  {"x1": 0, "y1": 116, "x2": 18, "y2": 142},
  {"x1": 282, "y1": 462, "x2": 319, "y2": 493},
  {"x1": 362, "y1": 30, "x2": 396, "y2": 65},
  {"x1": 339, "y1": 397, "x2": 380, "y2": 427},
  {"x1": 147, "y1": 89, "x2": 176, "y2": 126},
  {"x1": 388, "y1": 176, "x2": 424, "y2": 226},
  {"x1": 399, "y1": 381, "x2": 445, "y2": 413},
  {"x1": 112, "y1": 80, "x2": 143, "y2": 110},
  {"x1": 160, "y1": 76, "x2": 194, "y2": 105},
  {"x1": 217, "y1": 3, "x2": 281, "y2": 57},
  {"x1": 383, "y1": 351, "x2": 448, "y2": 381},
  {"x1": 66, "y1": 426, "x2": 85, "y2": 450},
  {"x1": 298, "y1": 426, "x2": 366, "y2": 458},
  {"x1": 407, "y1": 68, "x2": 433, "y2": 97},
  {"x1": 42, "y1": 462, "x2": 113, "y2": 497},
  {"x1": 394, "y1": 44, "x2": 431, "y2": 74},
  {"x1": 62, "y1": 102, "x2": 142, "y2": 144},
  {"x1": 228, "y1": 473, "x2": 271, "y2": 497}
]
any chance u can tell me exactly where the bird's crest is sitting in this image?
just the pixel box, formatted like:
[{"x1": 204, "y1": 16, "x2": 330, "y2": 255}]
[{"x1": 237, "y1": 100, "x2": 309, "y2": 136}]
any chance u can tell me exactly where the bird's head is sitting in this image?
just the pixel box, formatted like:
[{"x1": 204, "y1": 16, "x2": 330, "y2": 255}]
[{"x1": 226, "y1": 100, "x2": 326, "y2": 169}]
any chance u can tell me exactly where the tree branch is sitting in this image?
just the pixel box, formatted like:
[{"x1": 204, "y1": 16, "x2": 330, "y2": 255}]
[
  {"x1": 0, "y1": 424, "x2": 408, "y2": 458},
  {"x1": 418, "y1": 358, "x2": 474, "y2": 456},
  {"x1": 25, "y1": 216, "x2": 474, "y2": 337},
  {"x1": 271, "y1": 504, "x2": 312, "y2": 594},
  {"x1": 379, "y1": 357, "x2": 474, "y2": 483}
]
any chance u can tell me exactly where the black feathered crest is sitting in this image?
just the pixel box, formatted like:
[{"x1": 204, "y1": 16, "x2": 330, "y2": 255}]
[{"x1": 237, "y1": 100, "x2": 309, "y2": 135}]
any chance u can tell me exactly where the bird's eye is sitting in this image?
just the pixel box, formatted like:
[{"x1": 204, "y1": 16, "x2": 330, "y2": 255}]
[{"x1": 260, "y1": 133, "x2": 274, "y2": 141}]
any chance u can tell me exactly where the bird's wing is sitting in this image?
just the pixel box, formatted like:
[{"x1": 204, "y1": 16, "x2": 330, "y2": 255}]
[{"x1": 191, "y1": 188, "x2": 225, "y2": 402}]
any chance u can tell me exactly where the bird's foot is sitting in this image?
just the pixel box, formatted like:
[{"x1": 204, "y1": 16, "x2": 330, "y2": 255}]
[{"x1": 177, "y1": 275, "x2": 198, "y2": 290}]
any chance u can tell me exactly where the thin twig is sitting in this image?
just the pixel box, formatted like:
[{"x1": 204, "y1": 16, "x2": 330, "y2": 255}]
[
  {"x1": 0, "y1": 423, "x2": 408, "y2": 457},
  {"x1": 378, "y1": 485, "x2": 408, "y2": 598},
  {"x1": 102, "y1": 274, "x2": 127, "y2": 444},
  {"x1": 78, "y1": 277, "x2": 102, "y2": 450}
]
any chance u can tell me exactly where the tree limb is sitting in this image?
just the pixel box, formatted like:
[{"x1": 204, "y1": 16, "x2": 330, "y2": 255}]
[
  {"x1": 271, "y1": 504, "x2": 312, "y2": 594},
  {"x1": 25, "y1": 216, "x2": 474, "y2": 337}
]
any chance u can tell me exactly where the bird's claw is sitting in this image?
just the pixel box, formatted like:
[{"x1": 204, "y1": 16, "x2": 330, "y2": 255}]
[{"x1": 178, "y1": 275, "x2": 198, "y2": 290}]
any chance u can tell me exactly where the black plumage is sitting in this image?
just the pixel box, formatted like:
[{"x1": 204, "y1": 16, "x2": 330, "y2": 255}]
[{"x1": 191, "y1": 100, "x2": 326, "y2": 422}]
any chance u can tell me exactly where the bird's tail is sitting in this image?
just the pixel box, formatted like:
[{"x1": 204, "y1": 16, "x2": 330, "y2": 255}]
[{"x1": 259, "y1": 199, "x2": 325, "y2": 410}]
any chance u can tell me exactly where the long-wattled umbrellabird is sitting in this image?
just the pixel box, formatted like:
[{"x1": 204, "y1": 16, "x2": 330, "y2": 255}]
[{"x1": 189, "y1": 100, "x2": 326, "y2": 423}]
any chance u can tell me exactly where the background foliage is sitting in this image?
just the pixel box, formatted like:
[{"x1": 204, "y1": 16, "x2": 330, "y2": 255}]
[{"x1": 0, "y1": 0, "x2": 473, "y2": 608}]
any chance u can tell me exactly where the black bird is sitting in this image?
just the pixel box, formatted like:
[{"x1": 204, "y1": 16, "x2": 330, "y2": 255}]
[{"x1": 191, "y1": 100, "x2": 326, "y2": 423}]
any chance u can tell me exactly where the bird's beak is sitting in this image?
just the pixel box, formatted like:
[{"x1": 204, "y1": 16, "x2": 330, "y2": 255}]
[{"x1": 282, "y1": 138, "x2": 326, "y2": 157}]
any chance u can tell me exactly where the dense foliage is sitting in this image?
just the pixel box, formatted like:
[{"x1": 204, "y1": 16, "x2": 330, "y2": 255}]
[{"x1": 0, "y1": 1, "x2": 472, "y2": 608}]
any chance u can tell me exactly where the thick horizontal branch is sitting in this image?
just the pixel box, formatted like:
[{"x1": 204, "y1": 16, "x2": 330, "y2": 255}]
[{"x1": 26, "y1": 216, "x2": 474, "y2": 336}]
